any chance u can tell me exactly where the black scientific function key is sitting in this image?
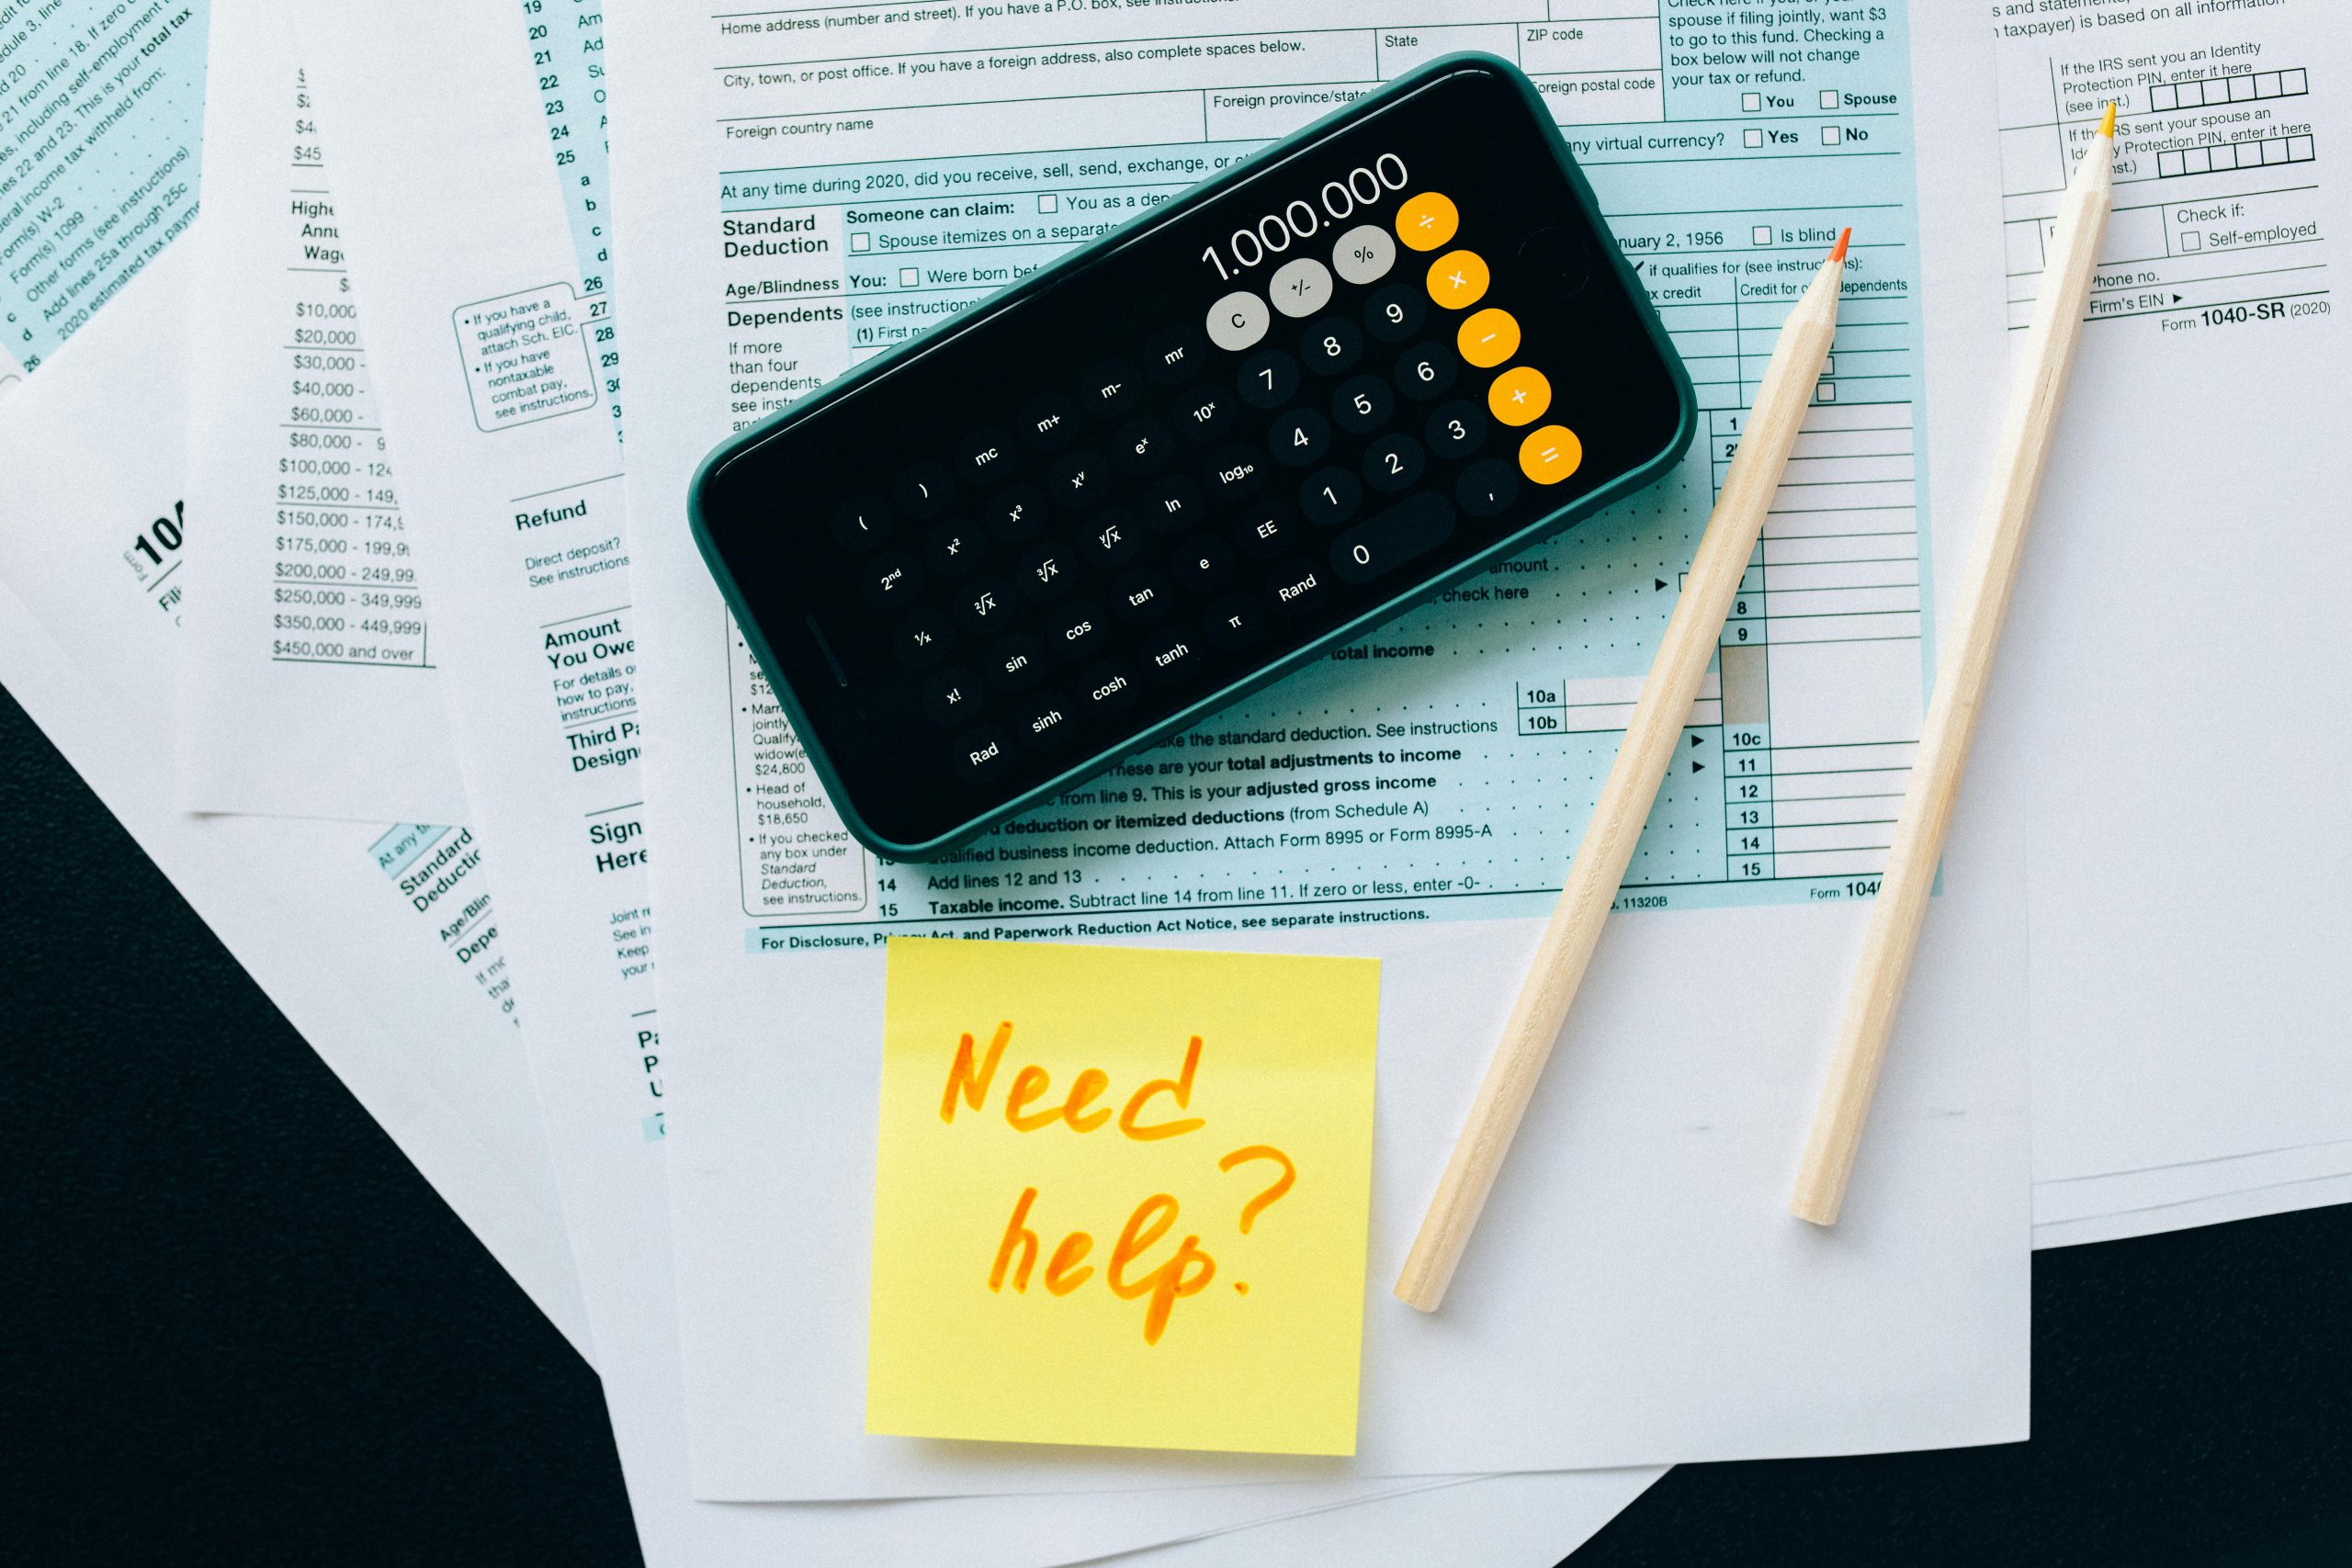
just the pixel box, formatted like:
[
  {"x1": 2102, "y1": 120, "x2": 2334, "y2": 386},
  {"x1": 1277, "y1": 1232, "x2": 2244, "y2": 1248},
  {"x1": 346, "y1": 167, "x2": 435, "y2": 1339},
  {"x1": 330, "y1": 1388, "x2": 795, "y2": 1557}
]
[
  {"x1": 1017, "y1": 392, "x2": 1082, "y2": 451},
  {"x1": 980, "y1": 482, "x2": 1047, "y2": 542},
  {"x1": 1172, "y1": 385, "x2": 1237, "y2": 444},
  {"x1": 1142, "y1": 473, "x2": 1207, "y2": 535},
  {"x1": 1013, "y1": 691, "x2": 1078, "y2": 749},
  {"x1": 1144, "y1": 323, "x2": 1209, "y2": 383},
  {"x1": 954, "y1": 428, "x2": 1017, "y2": 484},
  {"x1": 1046, "y1": 601, "x2": 1108, "y2": 661},
  {"x1": 1080, "y1": 358, "x2": 1142, "y2": 421},
  {"x1": 893, "y1": 461, "x2": 954, "y2": 519},
  {"x1": 892, "y1": 609, "x2": 954, "y2": 668},
  {"x1": 861, "y1": 551, "x2": 921, "y2": 607},
  {"x1": 1171, "y1": 535, "x2": 1235, "y2": 591},
  {"x1": 953, "y1": 726, "x2": 1017, "y2": 783},
  {"x1": 830, "y1": 492, "x2": 891, "y2": 551},
  {"x1": 922, "y1": 667, "x2": 985, "y2": 727},
  {"x1": 983, "y1": 634, "x2": 1047, "y2": 693}
]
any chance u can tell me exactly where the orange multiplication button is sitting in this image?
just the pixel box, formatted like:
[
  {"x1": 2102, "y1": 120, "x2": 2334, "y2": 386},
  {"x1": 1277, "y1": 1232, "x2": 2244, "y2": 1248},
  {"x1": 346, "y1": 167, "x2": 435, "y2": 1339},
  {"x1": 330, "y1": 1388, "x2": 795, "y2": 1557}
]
[
  {"x1": 1519, "y1": 423, "x2": 1583, "y2": 485},
  {"x1": 1487, "y1": 366, "x2": 1551, "y2": 425},
  {"x1": 1455, "y1": 307, "x2": 1520, "y2": 367},
  {"x1": 1394, "y1": 191, "x2": 1459, "y2": 251},
  {"x1": 1425, "y1": 249, "x2": 1488, "y2": 310}
]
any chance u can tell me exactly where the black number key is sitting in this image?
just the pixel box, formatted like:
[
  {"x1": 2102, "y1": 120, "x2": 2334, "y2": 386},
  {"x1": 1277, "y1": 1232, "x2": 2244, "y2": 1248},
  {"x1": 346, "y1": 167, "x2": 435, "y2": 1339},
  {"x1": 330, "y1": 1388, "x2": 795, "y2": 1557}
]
[{"x1": 1331, "y1": 492, "x2": 1457, "y2": 583}]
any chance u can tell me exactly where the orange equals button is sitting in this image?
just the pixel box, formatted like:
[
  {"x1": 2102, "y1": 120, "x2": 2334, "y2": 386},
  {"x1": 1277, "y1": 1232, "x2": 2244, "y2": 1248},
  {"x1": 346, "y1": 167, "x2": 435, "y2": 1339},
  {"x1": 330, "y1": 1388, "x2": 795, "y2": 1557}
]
[{"x1": 1519, "y1": 423, "x2": 1582, "y2": 485}]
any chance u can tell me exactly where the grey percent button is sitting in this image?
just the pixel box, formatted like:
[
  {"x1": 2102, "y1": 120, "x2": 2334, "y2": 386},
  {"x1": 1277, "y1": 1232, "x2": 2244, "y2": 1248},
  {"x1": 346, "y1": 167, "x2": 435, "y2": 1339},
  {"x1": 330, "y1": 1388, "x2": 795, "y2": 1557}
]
[
  {"x1": 1332, "y1": 223, "x2": 1396, "y2": 285},
  {"x1": 1206, "y1": 289, "x2": 1271, "y2": 350},
  {"x1": 1269, "y1": 256, "x2": 1334, "y2": 318}
]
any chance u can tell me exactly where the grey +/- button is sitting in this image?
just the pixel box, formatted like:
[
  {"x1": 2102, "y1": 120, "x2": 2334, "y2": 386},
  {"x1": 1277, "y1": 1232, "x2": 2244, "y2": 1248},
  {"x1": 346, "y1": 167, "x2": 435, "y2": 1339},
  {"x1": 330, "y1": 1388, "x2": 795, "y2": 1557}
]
[
  {"x1": 1269, "y1": 256, "x2": 1333, "y2": 318},
  {"x1": 1332, "y1": 224, "x2": 1396, "y2": 285},
  {"x1": 1206, "y1": 290, "x2": 1270, "y2": 351}
]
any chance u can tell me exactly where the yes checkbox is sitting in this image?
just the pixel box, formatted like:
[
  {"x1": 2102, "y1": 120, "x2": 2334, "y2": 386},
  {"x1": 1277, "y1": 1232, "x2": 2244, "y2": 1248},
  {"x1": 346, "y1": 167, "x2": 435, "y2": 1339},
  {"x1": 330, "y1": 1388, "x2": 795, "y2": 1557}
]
[{"x1": 1744, "y1": 129, "x2": 1763, "y2": 148}]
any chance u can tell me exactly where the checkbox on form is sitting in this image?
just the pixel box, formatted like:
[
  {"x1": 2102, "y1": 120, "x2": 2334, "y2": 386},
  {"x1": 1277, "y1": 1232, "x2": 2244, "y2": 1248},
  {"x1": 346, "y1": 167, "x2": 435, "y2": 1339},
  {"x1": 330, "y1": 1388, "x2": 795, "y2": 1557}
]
[
  {"x1": 899, "y1": 266, "x2": 920, "y2": 287},
  {"x1": 1743, "y1": 92, "x2": 1762, "y2": 112},
  {"x1": 1745, "y1": 129, "x2": 1763, "y2": 148},
  {"x1": 1753, "y1": 225, "x2": 1773, "y2": 245},
  {"x1": 850, "y1": 232, "x2": 871, "y2": 253},
  {"x1": 1037, "y1": 193, "x2": 1057, "y2": 212},
  {"x1": 1821, "y1": 88, "x2": 1840, "y2": 109}
]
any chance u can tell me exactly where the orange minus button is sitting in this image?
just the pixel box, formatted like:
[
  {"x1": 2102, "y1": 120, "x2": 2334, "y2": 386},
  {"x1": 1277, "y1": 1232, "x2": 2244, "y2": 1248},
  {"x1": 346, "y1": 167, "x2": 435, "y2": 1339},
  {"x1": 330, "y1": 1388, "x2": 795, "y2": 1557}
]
[
  {"x1": 1519, "y1": 423, "x2": 1582, "y2": 485},
  {"x1": 1456, "y1": 307, "x2": 1520, "y2": 367}
]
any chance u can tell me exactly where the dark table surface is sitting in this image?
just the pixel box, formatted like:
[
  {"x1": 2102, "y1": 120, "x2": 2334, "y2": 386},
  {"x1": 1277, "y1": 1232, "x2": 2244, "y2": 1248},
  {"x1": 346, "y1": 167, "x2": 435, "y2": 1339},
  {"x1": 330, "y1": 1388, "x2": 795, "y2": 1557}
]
[{"x1": 6, "y1": 685, "x2": 2347, "y2": 1567}]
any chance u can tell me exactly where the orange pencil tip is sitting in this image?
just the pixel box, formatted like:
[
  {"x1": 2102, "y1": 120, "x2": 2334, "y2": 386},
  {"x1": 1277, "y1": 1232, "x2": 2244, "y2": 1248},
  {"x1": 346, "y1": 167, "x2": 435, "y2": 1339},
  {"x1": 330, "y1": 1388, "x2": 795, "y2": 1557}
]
[
  {"x1": 2098, "y1": 102, "x2": 2116, "y2": 137},
  {"x1": 1828, "y1": 228, "x2": 1851, "y2": 263}
]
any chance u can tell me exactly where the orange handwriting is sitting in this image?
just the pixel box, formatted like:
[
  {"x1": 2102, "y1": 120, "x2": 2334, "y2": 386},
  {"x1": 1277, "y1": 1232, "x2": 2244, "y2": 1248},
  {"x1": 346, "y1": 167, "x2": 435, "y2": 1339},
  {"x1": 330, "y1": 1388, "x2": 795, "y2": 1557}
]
[
  {"x1": 989, "y1": 1186, "x2": 1217, "y2": 1344},
  {"x1": 938, "y1": 1022, "x2": 1205, "y2": 1142}
]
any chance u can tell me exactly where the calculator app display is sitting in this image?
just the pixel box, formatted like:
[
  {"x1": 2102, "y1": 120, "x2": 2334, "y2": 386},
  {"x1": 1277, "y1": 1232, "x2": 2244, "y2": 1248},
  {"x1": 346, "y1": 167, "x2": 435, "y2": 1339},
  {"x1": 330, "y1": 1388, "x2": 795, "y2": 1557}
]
[{"x1": 692, "y1": 57, "x2": 1693, "y2": 858}]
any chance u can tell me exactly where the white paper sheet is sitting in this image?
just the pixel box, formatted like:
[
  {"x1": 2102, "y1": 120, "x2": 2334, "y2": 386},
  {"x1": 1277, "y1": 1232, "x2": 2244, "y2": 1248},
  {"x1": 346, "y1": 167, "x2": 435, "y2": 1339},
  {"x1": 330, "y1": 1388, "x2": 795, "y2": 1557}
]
[
  {"x1": 1985, "y1": 0, "x2": 2352, "y2": 1231},
  {"x1": 175, "y1": 5, "x2": 469, "y2": 824},
  {"x1": 0, "y1": 248, "x2": 590, "y2": 1360},
  {"x1": 290, "y1": 3, "x2": 1487, "y2": 1558},
  {"x1": 0, "y1": 0, "x2": 207, "y2": 397},
  {"x1": 1107, "y1": 1467, "x2": 1662, "y2": 1568},
  {"x1": 608, "y1": 0, "x2": 2029, "y2": 1502}
]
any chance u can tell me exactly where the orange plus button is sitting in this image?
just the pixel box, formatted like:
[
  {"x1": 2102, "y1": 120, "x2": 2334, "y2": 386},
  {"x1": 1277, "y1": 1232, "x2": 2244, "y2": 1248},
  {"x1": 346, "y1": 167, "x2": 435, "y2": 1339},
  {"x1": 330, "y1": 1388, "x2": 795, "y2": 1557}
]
[
  {"x1": 1395, "y1": 191, "x2": 1459, "y2": 251},
  {"x1": 1425, "y1": 249, "x2": 1489, "y2": 310},
  {"x1": 1519, "y1": 423, "x2": 1583, "y2": 485},
  {"x1": 1487, "y1": 365, "x2": 1552, "y2": 425},
  {"x1": 1456, "y1": 307, "x2": 1521, "y2": 367}
]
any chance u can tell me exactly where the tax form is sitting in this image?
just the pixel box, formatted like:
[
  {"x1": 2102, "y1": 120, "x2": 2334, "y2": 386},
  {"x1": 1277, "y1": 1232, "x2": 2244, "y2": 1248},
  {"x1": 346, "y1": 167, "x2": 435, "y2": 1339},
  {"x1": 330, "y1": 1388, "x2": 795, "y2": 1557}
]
[
  {"x1": 175, "y1": 1, "x2": 469, "y2": 824},
  {"x1": 0, "y1": 0, "x2": 207, "y2": 395},
  {"x1": 0, "y1": 246, "x2": 589, "y2": 1359},
  {"x1": 1982, "y1": 0, "x2": 2352, "y2": 1245},
  {"x1": 609, "y1": 0, "x2": 2028, "y2": 1498},
  {"x1": 291, "y1": 3, "x2": 1477, "y2": 1558}
]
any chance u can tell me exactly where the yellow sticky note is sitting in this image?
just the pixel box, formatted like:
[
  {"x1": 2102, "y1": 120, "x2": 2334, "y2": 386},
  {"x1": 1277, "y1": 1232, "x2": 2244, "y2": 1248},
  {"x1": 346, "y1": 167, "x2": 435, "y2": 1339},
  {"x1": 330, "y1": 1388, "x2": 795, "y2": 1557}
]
[{"x1": 866, "y1": 937, "x2": 1381, "y2": 1456}]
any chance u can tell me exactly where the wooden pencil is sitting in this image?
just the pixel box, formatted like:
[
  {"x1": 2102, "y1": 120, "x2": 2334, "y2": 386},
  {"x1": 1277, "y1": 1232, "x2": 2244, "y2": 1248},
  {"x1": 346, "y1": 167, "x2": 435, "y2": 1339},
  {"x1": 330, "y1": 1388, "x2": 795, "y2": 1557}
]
[
  {"x1": 1395, "y1": 230, "x2": 1852, "y2": 1313},
  {"x1": 1788, "y1": 106, "x2": 2117, "y2": 1226}
]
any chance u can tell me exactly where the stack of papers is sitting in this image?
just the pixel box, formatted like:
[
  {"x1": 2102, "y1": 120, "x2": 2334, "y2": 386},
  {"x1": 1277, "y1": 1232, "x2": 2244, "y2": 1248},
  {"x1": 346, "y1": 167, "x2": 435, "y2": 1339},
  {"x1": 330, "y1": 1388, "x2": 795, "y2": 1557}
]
[{"x1": 2, "y1": 1, "x2": 2341, "y2": 1560}]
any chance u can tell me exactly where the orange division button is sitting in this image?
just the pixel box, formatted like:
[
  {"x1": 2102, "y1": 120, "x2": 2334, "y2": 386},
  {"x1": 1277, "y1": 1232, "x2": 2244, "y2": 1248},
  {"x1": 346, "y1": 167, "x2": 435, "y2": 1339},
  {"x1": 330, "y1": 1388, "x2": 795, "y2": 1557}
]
[
  {"x1": 1425, "y1": 249, "x2": 1489, "y2": 310},
  {"x1": 1519, "y1": 423, "x2": 1583, "y2": 485},
  {"x1": 1487, "y1": 365, "x2": 1552, "y2": 425},
  {"x1": 1395, "y1": 191, "x2": 1459, "y2": 251},
  {"x1": 1456, "y1": 307, "x2": 1521, "y2": 367}
]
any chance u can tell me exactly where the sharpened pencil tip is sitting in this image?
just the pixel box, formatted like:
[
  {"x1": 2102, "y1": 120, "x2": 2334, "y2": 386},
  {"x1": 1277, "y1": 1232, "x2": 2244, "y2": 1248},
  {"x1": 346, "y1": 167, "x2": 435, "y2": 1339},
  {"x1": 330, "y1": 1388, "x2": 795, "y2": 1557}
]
[
  {"x1": 2098, "y1": 102, "x2": 2116, "y2": 137},
  {"x1": 1828, "y1": 228, "x2": 1850, "y2": 264}
]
